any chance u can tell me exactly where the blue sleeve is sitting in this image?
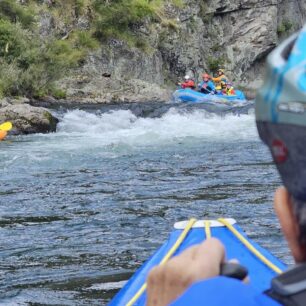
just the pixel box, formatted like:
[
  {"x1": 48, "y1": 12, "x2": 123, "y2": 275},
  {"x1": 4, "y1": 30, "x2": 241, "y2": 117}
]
[
  {"x1": 198, "y1": 81, "x2": 203, "y2": 89},
  {"x1": 209, "y1": 81, "x2": 215, "y2": 90},
  {"x1": 170, "y1": 277, "x2": 281, "y2": 306}
]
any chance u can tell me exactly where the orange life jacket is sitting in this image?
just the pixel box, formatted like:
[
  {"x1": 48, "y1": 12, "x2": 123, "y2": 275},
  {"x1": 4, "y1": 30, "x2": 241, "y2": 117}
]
[{"x1": 181, "y1": 80, "x2": 196, "y2": 89}]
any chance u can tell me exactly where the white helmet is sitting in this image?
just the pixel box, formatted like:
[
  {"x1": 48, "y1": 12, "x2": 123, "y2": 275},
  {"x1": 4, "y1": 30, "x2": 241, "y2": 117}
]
[{"x1": 184, "y1": 75, "x2": 190, "y2": 80}]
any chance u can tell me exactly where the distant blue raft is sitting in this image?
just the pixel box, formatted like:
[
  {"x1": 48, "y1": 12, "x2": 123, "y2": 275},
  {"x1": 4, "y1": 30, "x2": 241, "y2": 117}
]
[
  {"x1": 173, "y1": 89, "x2": 246, "y2": 104},
  {"x1": 109, "y1": 218, "x2": 286, "y2": 306}
]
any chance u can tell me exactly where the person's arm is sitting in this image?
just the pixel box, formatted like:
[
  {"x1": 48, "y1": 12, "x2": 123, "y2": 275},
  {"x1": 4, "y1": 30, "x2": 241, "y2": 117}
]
[
  {"x1": 147, "y1": 239, "x2": 225, "y2": 306},
  {"x1": 212, "y1": 76, "x2": 221, "y2": 82},
  {"x1": 147, "y1": 238, "x2": 280, "y2": 306},
  {"x1": 208, "y1": 81, "x2": 215, "y2": 91}
]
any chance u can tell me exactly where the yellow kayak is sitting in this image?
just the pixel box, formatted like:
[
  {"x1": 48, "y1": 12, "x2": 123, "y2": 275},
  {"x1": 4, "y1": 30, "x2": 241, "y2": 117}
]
[
  {"x1": 0, "y1": 130, "x2": 7, "y2": 141},
  {"x1": 0, "y1": 121, "x2": 12, "y2": 131},
  {"x1": 0, "y1": 121, "x2": 13, "y2": 140}
]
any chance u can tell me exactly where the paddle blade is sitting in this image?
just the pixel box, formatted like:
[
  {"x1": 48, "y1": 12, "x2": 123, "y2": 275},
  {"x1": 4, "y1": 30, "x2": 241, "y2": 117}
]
[{"x1": 0, "y1": 121, "x2": 12, "y2": 131}]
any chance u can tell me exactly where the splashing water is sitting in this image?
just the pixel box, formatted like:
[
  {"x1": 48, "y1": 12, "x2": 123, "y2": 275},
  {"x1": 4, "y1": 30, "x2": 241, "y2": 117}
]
[
  {"x1": 1, "y1": 108, "x2": 257, "y2": 169},
  {"x1": 56, "y1": 108, "x2": 257, "y2": 144}
]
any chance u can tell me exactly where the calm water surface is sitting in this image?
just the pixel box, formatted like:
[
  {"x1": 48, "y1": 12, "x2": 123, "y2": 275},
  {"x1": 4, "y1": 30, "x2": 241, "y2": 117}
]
[{"x1": 0, "y1": 104, "x2": 291, "y2": 305}]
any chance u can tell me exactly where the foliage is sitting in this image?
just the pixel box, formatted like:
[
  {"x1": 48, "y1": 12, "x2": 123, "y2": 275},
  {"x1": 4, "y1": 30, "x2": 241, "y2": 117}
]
[
  {"x1": 93, "y1": 0, "x2": 154, "y2": 41},
  {"x1": 74, "y1": 0, "x2": 86, "y2": 17},
  {"x1": 207, "y1": 56, "x2": 226, "y2": 73},
  {"x1": 0, "y1": 61, "x2": 20, "y2": 98},
  {"x1": 277, "y1": 19, "x2": 294, "y2": 35},
  {"x1": 73, "y1": 30, "x2": 100, "y2": 49},
  {"x1": 50, "y1": 88, "x2": 67, "y2": 99},
  {"x1": 0, "y1": 20, "x2": 29, "y2": 63},
  {"x1": 0, "y1": 0, "x2": 35, "y2": 29},
  {"x1": 0, "y1": 19, "x2": 93, "y2": 97},
  {"x1": 93, "y1": 0, "x2": 182, "y2": 43}
]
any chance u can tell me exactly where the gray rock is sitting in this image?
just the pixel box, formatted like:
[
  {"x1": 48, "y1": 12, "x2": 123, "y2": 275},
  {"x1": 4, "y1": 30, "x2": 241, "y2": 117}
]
[
  {"x1": 39, "y1": 11, "x2": 56, "y2": 37},
  {"x1": 57, "y1": 73, "x2": 172, "y2": 104},
  {"x1": 0, "y1": 103, "x2": 58, "y2": 135}
]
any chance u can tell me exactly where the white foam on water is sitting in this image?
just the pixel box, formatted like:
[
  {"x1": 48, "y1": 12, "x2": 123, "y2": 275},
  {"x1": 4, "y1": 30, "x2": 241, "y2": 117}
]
[
  {"x1": 88, "y1": 280, "x2": 127, "y2": 290},
  {"x1": 0, "y1": 108, "x2": 258, "y2": 167},
  {"x1": 55, "y1": 108, "x2": 258, "y2": 145}
]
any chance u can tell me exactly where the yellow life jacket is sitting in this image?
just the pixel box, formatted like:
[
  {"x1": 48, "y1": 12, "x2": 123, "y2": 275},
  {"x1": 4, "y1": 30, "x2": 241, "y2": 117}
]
[
  {"x1": 212, "y1": 75, "x2": 229, "y2": 90},
  {"x1": 226, "y1": 87, "x2": 235, "y2": 96}
]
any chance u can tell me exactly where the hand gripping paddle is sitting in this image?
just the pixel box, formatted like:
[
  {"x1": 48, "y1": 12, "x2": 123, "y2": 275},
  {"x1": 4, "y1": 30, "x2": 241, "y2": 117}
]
[{"x1": 220, "y1": 262, "x2": 248, "y2": 281}]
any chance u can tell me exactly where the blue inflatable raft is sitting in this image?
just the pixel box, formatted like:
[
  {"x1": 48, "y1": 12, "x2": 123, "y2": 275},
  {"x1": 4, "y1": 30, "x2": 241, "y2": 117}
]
[
  {"x1": 109, "y1": 218, "x2": 286, "y2": 306},
  {"x1": 173, "y1": 89, "x2": 246, "y2": 104}
]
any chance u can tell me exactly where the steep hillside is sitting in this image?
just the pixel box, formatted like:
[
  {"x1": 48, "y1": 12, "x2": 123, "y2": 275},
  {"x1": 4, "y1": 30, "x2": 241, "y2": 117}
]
[{"x1": 1, "y1": 0, "x2": 305, "y2": 102}]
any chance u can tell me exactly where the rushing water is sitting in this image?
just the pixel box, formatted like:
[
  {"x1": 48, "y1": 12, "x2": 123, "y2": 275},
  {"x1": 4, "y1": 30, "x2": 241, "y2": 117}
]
[{"x1": 0, "y1": 104, "x2": 291, "y2": 305}]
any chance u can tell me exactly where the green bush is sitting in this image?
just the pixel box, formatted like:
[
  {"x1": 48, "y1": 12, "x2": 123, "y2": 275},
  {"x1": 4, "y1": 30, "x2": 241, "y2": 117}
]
[
  {"x1": 74, "y1": 0, "x2": 86, "y2": 17},
  {"x1": 207, "y1": 56, "x2": 226, "y2": 72},
  {"x1": 93, "y1": 0, "x2": 182, "y2": 42},
  {"x1": 94, "y1": 0, "x2": 154, "y2": 41},
  {"x1": 0, "y1": 22, "x2": 92, "y2": 97},
  {"x1": 50, "y1": 88, "x2": 67, "y2": 99},
  {"x1": 0, "y1": 61, "x2": 20, "y2": 98},
  {"x1": 277, "y1": 19, "x2": 294, "y2": 35},
  {"x1": 74, "y1": 30, "x2": 100, "y2": 49},
  {"x1": 0, "y1": 20, "x2": 29, "y2": 63},
  {"x1": 0, "y1": 0, "x2": 34, "y2": 29},
  {"x1": 207, "y1": 56, "x2": 230, "y2": 72}
]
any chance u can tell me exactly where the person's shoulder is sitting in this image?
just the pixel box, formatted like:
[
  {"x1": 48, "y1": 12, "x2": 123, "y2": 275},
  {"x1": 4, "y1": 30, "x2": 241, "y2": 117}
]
[{"x1": 170, "y1": 277, "x2": 281, "y2": 306}]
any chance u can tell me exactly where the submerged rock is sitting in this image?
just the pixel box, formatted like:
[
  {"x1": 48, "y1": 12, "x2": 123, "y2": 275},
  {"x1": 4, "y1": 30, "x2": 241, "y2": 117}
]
[{"x1": 0, "y1": 100, "x2": 58, "y2": 135}]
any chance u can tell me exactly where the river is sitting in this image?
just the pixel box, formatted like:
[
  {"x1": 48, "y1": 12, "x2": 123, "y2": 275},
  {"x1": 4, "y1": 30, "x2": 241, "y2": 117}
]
[{"x1": 0, "y1": 103, "x2": 291, "y2": 305}]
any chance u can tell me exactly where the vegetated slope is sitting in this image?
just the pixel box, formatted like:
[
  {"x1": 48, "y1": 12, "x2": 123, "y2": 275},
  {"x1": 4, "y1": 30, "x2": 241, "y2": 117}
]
[{"x1": 0, "y1": 0, "x2": 305, "y2": 102}]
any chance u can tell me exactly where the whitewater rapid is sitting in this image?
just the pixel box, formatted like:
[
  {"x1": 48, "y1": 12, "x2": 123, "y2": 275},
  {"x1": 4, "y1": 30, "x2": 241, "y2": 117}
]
[
  {"x1": 0, "y1": 108, "x2": 258, "y2": 172},
  {"x1": 0, "y1": 108, "x2": 258, "y2": 169},
  {"x1": 57, "y1": 108, "x2": 257, "y2": 144}
]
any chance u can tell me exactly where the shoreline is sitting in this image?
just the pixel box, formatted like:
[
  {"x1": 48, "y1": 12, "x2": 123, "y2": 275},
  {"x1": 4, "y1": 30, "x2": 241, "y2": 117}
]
[{"x1": 29, "y1": 87, "x2": 257, "y2": 109}]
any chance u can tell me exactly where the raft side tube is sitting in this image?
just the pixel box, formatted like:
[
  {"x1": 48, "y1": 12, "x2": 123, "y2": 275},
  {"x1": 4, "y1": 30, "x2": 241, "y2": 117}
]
[{"x1": 173, "y1": 89, "x2": 246, "y2": 104}]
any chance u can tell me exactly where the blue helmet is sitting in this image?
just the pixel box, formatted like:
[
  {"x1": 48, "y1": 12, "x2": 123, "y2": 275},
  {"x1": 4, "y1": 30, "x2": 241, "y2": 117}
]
[{"x1": 256, "y1": 25, "x2": 306, "y2": 226}]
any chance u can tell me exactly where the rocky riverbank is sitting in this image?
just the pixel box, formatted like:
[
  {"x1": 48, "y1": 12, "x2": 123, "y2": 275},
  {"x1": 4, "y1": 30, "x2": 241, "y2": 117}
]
[{"x1": 0, "y1": 98, "x2": 58, "y2": 135}]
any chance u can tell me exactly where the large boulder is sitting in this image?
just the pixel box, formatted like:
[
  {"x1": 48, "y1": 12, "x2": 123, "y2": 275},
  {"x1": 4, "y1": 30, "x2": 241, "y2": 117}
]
[
  {"x1": 57, "y1": 74, "x2": 172, "y2": 104},
  {"x1": 0, "y1": 100, "x2": 58, "y2": 135}
]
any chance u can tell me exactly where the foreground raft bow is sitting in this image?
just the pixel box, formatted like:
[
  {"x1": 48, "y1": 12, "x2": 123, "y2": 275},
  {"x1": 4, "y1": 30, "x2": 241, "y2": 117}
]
[{"x1": 110, "y1": 218, "x2": 286, "y2": 306}]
